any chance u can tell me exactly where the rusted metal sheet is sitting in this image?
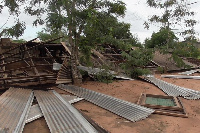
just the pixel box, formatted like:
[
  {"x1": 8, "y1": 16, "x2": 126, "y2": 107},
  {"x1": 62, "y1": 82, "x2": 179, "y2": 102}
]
[
  {"x1": 58, "y1": 84, "x2": 154, "y2": 122},
  {"x1": 34, "y1": 90, "x2": 97, "y2": 133},
  {"x1": 0, "y1": 88, "x2": 34, "y2": 133}
]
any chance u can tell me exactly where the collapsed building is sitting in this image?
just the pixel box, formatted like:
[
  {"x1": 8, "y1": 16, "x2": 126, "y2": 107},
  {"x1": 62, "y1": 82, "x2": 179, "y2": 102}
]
[
  {"x1": 0, "y1": 37, "x2": 72, "y2": 88},
  {"x1": 0, "y1": 37, "x2": 200, "y2": 133}
]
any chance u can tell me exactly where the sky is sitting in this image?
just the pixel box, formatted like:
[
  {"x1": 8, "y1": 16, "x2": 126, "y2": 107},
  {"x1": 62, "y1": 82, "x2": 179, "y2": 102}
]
[{"x1": 0, "y1": 0, "x2": 200, "y2": 43}]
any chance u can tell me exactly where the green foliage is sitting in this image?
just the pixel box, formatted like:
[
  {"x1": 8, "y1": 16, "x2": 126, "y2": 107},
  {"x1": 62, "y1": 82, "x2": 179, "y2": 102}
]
[
  {"x1": 37, "y1": 31, "x2": 59, "y2": 42},
  {"x1": 79, "y1": 40, "x2": 93, "y2": 66},
  {"x1": 79, "y1": 10, "x2": 134, "y2": 65},
  {"x1": 12, "y1": 39, "x2": 26, "y2": 43},
  {"x1": 1, "y1": 1, "x2": 26, "y2": 38},
  {"x1": 46, "y1": 13, "x2": 68, "y2": 31},
  {"x1": 4, "y1": 0, "x2": 19, "y2": 14},
  {"x1": 156, "y1": 41, "x2": 200, "y2": 68},
  {"x1": 172, "y1": 42, "x2": 200, "y2": 58},
  {"x1": 145, "y1": 28, "x2": 177, "y2": 48},
  {"x1": 4, "y1": 21, "x2": 26, "y2": 38},
  {"x1": 145, "y1": 0, "x2": 197, "y2": 38},
  {"x1": 95, "y1": 70, "x2": 114, "y2": 84},
  {"x1": 109, "y1": 1, "x2": 126, "y2": 16},
  {"x1": 37, "y1": 29, "x2": 68, "y2": 42},
  {"x1": 130, "y1": 68, "x2": 151, "y2": 78},
  {"x1": 121, "y1": 48, "x2": 153, "y2": 77},
  {"x1": 94, "y1": 65, "x2": 114, "y2": 83},
  {"x1": 171, "y1": 54, "x2": 190, "y2": 68},
  {"x1": 157, "y1": 67, "x2": 165, "y2": 74},
  {"x1": 128, "y1": 37, "x2": 143, "y2": 48}
]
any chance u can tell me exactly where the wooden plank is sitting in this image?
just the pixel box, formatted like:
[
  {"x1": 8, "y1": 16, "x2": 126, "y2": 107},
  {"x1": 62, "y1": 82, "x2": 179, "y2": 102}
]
[
  {"x1": 154, "y1": 110, "x2": 188, "y2": 118},
  {"x1": 0, "y1": 57, "x2": 31, "y2": 67},
  {"x1": 56, "y1": 80, "x2": 72, "y2": 84},
  {"x1": 0, "y1": 38, "x2": 37, "y2": 55},
  {"x1": 24, "y1": 45, "x2": 40, "y2": 76},
  {"x1": 61, "y1": 42, "x2": 71, "y2": 55}
]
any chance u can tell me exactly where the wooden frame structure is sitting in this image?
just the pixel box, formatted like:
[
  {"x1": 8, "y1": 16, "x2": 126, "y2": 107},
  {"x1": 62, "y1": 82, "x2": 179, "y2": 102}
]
[
  {"x1": 137, "y1": 93, "x2": 188, "y2": 118},
  {"x1": 0, "y1": 37, "x2": 72, "y2": 88}
]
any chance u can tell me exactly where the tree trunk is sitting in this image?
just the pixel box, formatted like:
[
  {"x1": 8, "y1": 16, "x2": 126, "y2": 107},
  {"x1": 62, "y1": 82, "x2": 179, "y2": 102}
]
[
  {"x1": 66, "y1": 0, "x2": 82, "y2": 85},
  {"x1": 68, "y1": 29, "x2": 82, "y2": 85},
  {"x1": 70, "y1": 40, "x2": 82, "y2": 85}
]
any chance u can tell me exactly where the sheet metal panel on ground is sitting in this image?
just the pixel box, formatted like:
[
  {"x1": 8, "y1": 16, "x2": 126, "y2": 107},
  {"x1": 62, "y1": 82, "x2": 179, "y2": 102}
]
[
  {"x1": 178, "y1": 69, "x2": 200, "y2": 75},
  {"x1": 161, "y1": 75, "x2": 200, "y2": 79},
  {"x1": 58, "y1": 84, "x2": 154, "y2": 122},
  {"x1": 143, "y1": 76, "x2": 200, "y2": 100},
  {"x1": 26, "y1": 95, "x2": 83, "y2": 123},
  {"x1": 34, "y1": 90, "x2": 98, "y2": 133},
  {"x1": 0, "y1": 88, "x2": 34, "y2": 133}
]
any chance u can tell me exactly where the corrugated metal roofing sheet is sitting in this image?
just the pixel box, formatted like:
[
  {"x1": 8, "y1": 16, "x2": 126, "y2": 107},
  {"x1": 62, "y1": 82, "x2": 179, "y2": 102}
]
[
  {"x1": 77, "y1": 66, "x2": 133, "y2": 80},
  {"x1": 0, "y1": 87, "x2": 34, "y2": 133},
  {"x1": 178, "y1": 69, "x2": 200, "y2": 75},
  {"x1": 161, "y1": 75, "x2": 200, "y2": 79},
  {"x1": 26, "y1": 95, "x2": 83, "y2": 124},
  {"x1": 143, "y1": 75, "x2": 200, "y2": 100},
  {"x1": 58, "y1": 84, "x2": 154, "y2": 122},
  {"x1": 34, "y1": 90, "x2": 98, "y2": 133},
  {"x1": 25, "y1": 104, "x2": 42, "y2": 124}
]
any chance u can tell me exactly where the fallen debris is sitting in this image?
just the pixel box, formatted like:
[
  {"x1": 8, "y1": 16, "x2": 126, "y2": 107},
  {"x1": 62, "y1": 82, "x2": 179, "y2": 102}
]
[
  {"x1": 178, "y1": 69, "x2": 200, "y2": 75},
  {"x1": 142, "y1": 75, "x2": 200, "y2": 100},
  {"x1": 56, "y1": 58, "x2": 72, "y2": 84},
  {"x1": 77, "y1": 66, "x2": 133, "y2": 80},
  {"x1": 137, "y1": 93, "x2": 187, "y2": 118},
  {"x1": 25, "y1": 104, "x2": 42, "y2": 124},
  {"x1": 34, "y1": 90, "x2": 98, "y2": 133},
  {"x1": 0, "y1": 88, "x2": 34, "y2": 133},
  {"x1": 152, "y1": 51, "x2": 198, "y2": 71},
  {"x1": 0, "y1": 37, "x2": 72, "y2": 88},
  {"x1": 58, "y1": 84, "x2": 155, "y2": 122},
  {"x1": 161, "y1": 75, "x2": 200, "y2": 79},
  {"x1": 26, "y1": 95, "x2": 83, "y2": 123}
]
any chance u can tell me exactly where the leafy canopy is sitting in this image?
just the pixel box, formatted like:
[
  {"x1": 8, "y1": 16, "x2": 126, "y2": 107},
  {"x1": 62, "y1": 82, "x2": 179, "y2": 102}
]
[
  {"x1": 144, "y1": 0, "x2": 197, "y2": 39},
  {"x1": 145, "y1": 28, "x2": 177, "y2": 48}
]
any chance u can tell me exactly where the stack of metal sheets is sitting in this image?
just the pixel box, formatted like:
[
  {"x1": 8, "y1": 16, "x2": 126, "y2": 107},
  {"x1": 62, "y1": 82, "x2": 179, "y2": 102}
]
[
  {"x1": 143, "y1": 75, "x2": 200, "y2": 100},
  {"x1": 0, "y1": 88, "x2": 34, "y2": 133},
  {"x1": 58, "y1": 84, "x2": 155, "y2": 122},
  {"x1": 34, "y1": 90, "x2": 98, "y2": 133}
]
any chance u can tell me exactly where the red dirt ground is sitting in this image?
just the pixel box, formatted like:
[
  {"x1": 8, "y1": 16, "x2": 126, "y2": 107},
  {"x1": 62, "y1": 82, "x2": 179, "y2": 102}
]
[{"x1": 23, "y1": 73, "x2": 200, "y2": 133}]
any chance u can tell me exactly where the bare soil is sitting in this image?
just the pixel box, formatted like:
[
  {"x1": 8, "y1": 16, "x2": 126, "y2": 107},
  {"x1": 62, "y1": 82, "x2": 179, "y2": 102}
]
[{"x1": 23, "y1": 73, "x2": 200, "y2": 133}]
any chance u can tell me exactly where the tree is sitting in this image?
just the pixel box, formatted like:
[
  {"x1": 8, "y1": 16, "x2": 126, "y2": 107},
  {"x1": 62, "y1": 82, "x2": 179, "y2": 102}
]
[
  {"x1": 0, "y1": 1, "x2": 26, "y2": 38},
  {"x1": 12, "y1": 39, "x2": 26, "y2": 43},
  {"x1": 121, "y1": 48, "x2": 153, "y2": 77},
  {"x1": 144, "y1": 0, "x2": 197, "y2": 42},
  {"x1": 2, "y1": 0, "x2": 151, "y2": 80},
  {"x1": 144, "y1": 0, "x2": 200, "y2": 69},
  {"x1": 37, "y1": 30, "x2": 68, "y2": 43},
  {"x1": 23, "y1": 0, "x2": 127, "y2": 84},
  {"x1": 145, "y1": 28, "x2": 177, "y2": 48}
]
